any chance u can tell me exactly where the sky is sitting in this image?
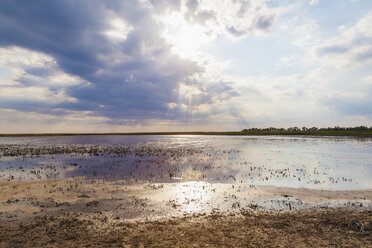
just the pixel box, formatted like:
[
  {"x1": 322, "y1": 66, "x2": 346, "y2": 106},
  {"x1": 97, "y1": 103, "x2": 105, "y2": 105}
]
[{"x1": 0, "y1": 0, "x2": 371, "y2": 133}]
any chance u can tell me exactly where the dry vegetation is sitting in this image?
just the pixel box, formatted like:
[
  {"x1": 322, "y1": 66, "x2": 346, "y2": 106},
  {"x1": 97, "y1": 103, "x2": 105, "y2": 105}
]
[{"x1": 0, "y1": 209, "x2": 371, "y2": 247}]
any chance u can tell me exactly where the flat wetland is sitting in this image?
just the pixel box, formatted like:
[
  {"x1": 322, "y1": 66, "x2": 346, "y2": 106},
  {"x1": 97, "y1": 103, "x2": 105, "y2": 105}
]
[{"x1": 0, "y1": 135, "x2": 371, "y2": 247}]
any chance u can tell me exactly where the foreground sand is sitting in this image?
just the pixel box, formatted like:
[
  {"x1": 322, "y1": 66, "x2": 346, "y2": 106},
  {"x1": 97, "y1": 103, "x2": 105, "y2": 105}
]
[{"x1": 1, "y1": 178, "x2": 371, "y2": 247}]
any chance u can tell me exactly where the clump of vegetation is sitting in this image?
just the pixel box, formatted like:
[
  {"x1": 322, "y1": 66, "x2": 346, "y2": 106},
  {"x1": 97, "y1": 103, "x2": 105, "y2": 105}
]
[
  {"x1": 242, "y1": 126, "x2": 372, "y2": 132},
  {"x1": 0, "y1": 126, "x2": 371, "y2": 137},
  {"x1": 241, "y1": 126, "x2": 372, "y2": 136}
]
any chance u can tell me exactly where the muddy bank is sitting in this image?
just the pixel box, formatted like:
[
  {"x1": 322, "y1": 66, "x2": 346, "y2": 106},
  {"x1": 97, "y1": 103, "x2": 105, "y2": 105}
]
[
  {"x1": 0, "y1": 209, "x2": 371, "y2": 247},
  {"x1": 1, "y1": 178, "x2": 371, "y2": 221},
  {"x1": 0, "y1": 178, "x2": 371, "y2": 247}
]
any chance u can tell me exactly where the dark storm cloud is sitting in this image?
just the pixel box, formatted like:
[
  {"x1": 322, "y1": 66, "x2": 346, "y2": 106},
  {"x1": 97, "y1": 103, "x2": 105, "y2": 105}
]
[
  {"x1": 24, "y1": 67, "x2": 52, "y2": 78},
  {"x1": 0, "y1": 0, "x2": 106, "y2": 77},
  {"x1": 0, "y1": 96, "x2": 59, "y2": 114},
  {"x1": 0, "y1": 0, "x2": 205, "y2": 121}
]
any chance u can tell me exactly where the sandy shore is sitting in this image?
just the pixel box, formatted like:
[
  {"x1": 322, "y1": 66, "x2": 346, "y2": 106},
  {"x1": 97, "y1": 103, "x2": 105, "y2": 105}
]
[{"x1": 0, "y1": 177, "x2": 371, "y2": 247}]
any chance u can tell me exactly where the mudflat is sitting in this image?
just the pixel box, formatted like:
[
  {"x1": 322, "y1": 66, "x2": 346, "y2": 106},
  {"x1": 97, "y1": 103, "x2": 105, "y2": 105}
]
[
  {"x1": 0, "y1": 178, "x2": 371, "y2": 247},
  {"x1": 1, "y1": 209, "x2": 371, "y2": 247}
]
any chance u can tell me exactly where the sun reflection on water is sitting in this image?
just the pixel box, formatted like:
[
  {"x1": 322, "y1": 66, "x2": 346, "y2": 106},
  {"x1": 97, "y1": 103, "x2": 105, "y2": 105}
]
[{"x1": 169, "y1": 181, "x2": 211, "y2": 214}]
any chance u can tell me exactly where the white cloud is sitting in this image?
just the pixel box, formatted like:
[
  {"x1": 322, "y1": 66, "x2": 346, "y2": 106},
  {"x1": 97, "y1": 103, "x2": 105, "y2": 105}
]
[
  {"x1": 276, "y1": 54, "x2": 296, "y2": 66},
  {"x1": 0, "y1": 46, "x2": 82, "y2": 107},
  {"x1": 160, "y1": 0, "x2": 282, "y2": 49},
  {"x1": 104, "y1": 17, "x2": 133, "y2": 42},
  {"x1": 0, "y1": 46, "x2": 84, "y2": 87},
  {"x1": 360, "y1": 76, "x2": 372, "y2": 86},
  {"x1": 0, "y1": 86, "x2": 75, "y2": 103},
  {"x1": 315, "y1": 10, "x2": 372, "y2": 67},
  {"x1": 291, "y1": 17, "x2": 320, "y2": 48}
]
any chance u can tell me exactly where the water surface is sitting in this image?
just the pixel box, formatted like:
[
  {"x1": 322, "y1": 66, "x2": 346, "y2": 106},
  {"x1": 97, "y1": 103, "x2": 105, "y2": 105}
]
[{"x1": 0, "y1": 135, "x2": 371, "y2": 190}]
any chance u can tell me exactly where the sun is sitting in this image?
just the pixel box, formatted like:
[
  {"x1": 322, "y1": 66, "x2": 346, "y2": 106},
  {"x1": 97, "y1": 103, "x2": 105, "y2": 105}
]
[{"x1": 161, "y1": 13, "x2": 212, "y2": 60}]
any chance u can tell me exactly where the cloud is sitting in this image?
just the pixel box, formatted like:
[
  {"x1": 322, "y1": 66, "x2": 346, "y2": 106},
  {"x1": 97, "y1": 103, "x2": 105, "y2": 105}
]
[
  {"x1": 323, "y1": 90, "x2": 372, "y2": 117},
  {"x1": 1, "y1": 0, "x2": 272, "y2": 127},
  {"x1": 0, "y1": 0, "x2": 198, "y2": 121},
  {"x1": 226, "y1": 26, "x2": 246, "y2": 37},
  {"x1": 7, "y1": 0, "x2": 370, "y2": 130},
  {"x1": 0, "y1": 46, "x2": 80, "y2": 114},
  {"x1": 182, "y1": 0, "x2": 278, "y2": 37},
  {"x1": 315, "y1": 10, "x2": 372, "y2": 66},
  {"x1": 254, "y1": 16, "x2": 275, "y2": 31},
  {"x1": 149, "y1": 0, "x2": 181, "y2": 13}
]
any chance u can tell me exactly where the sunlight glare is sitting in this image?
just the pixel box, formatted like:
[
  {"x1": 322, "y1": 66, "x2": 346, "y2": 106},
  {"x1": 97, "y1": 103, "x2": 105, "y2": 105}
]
[
  {"x1": 173, "y1": 181, "x2": 211, "y2": 214},
  {"x1": 162, "y1": 13, "x2": 212, "y2": 59}
]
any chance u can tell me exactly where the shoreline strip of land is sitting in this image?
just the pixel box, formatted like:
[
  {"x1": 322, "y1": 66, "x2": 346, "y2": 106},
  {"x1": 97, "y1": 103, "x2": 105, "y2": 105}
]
[{"x1": 1, "y1": 130, "x2": 372, "y2": 137}]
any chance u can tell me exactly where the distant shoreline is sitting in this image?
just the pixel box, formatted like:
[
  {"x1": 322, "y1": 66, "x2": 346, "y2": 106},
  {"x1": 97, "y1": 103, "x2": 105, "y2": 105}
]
[{"x1": 1, "y1": 130, "x2": 372, "y2": 137}]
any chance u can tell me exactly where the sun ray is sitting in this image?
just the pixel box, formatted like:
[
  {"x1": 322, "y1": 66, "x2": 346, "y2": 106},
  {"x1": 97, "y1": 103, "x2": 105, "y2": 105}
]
[{"x1": 161, "y1": 13, "x2": 212, "y2": 60}]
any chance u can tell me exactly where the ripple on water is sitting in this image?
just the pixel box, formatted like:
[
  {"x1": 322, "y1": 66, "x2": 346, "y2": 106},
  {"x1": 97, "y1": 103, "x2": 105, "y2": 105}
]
[{"x1": 0, "y1": 135, "x2": 371, "y2": 190}]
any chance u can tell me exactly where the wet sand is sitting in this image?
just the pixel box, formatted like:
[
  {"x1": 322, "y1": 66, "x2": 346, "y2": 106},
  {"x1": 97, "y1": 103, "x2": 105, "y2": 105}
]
[{"x1": 1, "y1": 178, "x2": 371, "y2": 247}]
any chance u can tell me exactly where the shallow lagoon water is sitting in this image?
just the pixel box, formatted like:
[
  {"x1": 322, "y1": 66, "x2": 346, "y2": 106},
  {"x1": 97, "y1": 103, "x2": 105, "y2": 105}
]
[{"x1": 0, "y1": 135, "x2": 371, "y2": 190}]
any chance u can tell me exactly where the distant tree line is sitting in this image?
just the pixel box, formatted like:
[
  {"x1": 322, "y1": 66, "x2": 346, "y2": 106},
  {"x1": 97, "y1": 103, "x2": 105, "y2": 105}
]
[{"x1": 242, "y1": 126, "x2": 372, "y2": 132}]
